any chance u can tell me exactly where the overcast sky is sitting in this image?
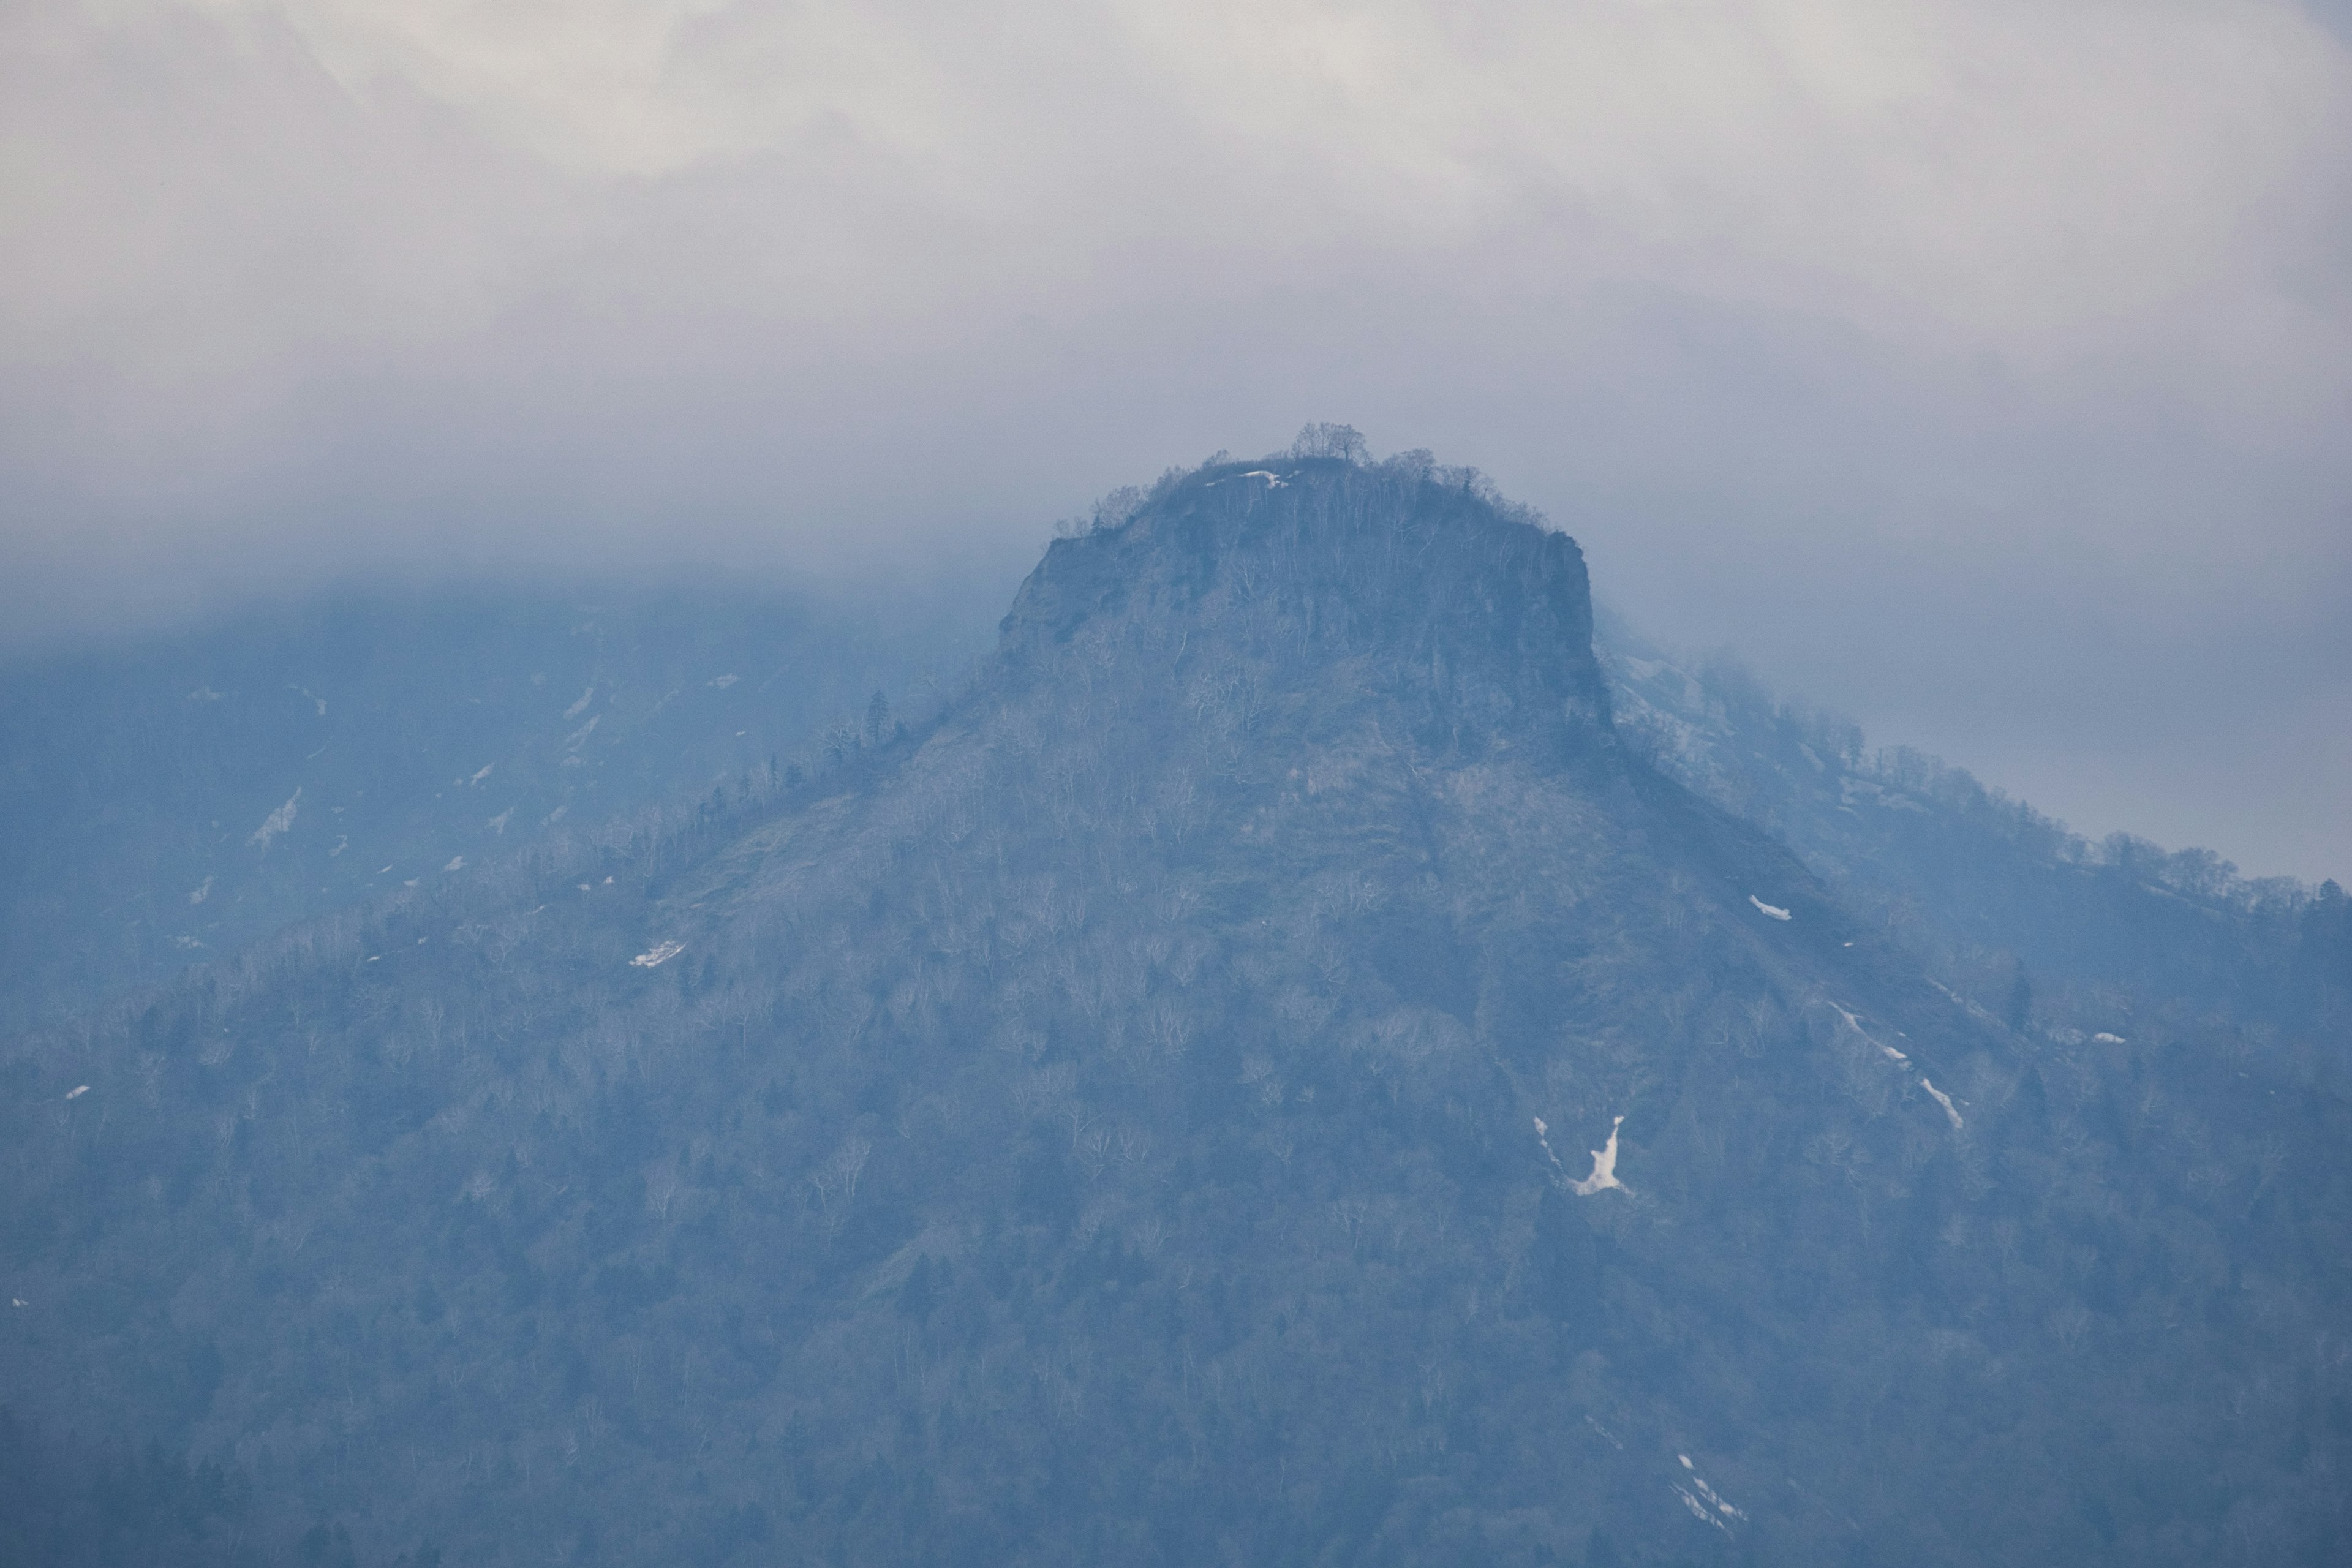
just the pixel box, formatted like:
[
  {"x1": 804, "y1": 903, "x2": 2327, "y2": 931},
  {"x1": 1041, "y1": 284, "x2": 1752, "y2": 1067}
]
[{"x1": 4, "y1": 0, "x2": 2348, "y2": 879}]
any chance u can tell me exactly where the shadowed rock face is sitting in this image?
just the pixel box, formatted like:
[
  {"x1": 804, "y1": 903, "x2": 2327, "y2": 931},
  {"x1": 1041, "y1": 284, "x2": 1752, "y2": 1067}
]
[
  {"x1": 6, "y1": 453, "x2": 2347, "y2": 1568},
  {"x1": 999, "y1": 457, "x2": 1615, "y2": 767}
]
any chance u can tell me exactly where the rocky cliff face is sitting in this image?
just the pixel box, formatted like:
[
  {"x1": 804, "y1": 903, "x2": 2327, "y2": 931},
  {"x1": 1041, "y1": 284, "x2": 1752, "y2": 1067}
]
[
  {"x1": 999, "y1": 457, "x2": 1614, "y2": 766},
  {"x1": 6, "y1": 451, "x2": 2347, "y2": 1568}
]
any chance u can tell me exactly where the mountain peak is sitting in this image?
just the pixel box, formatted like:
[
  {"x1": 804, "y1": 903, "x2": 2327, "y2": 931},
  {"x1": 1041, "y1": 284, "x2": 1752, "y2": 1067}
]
[{"x1": 998, "y1": 452, "x2": 1615, "y2": 763}]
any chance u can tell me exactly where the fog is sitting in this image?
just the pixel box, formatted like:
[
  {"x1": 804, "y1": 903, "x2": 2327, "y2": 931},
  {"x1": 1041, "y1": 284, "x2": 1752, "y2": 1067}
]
[{"x1": 4, "y1": 0, "x2": 2348, "y2": 877}]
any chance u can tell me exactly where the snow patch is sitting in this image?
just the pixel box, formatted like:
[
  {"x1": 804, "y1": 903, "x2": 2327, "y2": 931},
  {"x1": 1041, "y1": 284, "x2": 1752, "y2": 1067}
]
[
  {"x1": 488, "y1": 809, "x2": 513, "y2": 834},
  {"x1": 631, "y1": 940, "x2": 685, "y2": 969},
  {"x1": 564, "y1": 686, "x2": 595, "y2": 718},
  {"x1": 443, "y1": 855, "x2": 466, "y2": 872},
  {"x1": 249, "y1": 789, "x2": 301, "y2": 850},
  {"x1": 65, "y1": 1085, "x2": 89, "y2": 1100},
  {"x1": 1535, "y1": 1114, "x2": 1631, "y2": 1196},
  {"x1": 1831, "y1": 1000, "x2": 1970, "y2": 1134},
  {"x1": 188, "y1": 876, "x2": 214, "y2": 905},
  {"x1": 1749, "y1": 895, "x2": 1792, "y2": 921},
  {"x1": 469, "y1": 763, "x2": 494, "y2": 785},
  {"x1": 1929, "y1": 979, "x2": 2002, "y2": 1028},
  {"x1": 709, "y1": 673, "x2": 739, "y2": 689},
  {"x1": 1832, "y1": 1002, "x2": 1907, "y2": 1063},
  {"x1": 1569, "y1": 1115, "x2": 1630, "y2": 1197},
  {"x1": 1671, "y1": 1456, "x2": 1746, "y2": 1532},
  {"x1": 2093, "y1": 1031, "x2": 2127, "y2": 1045},
  {"x1": 564, "y1": 715, "x2": 600, "y2": 752},
  {"x1": 186, "y1": 686, "x2": 222, "y2": 702},
  {"x1": 1676, "y1": 1488, "x2": 1723, "y2": 1528}
]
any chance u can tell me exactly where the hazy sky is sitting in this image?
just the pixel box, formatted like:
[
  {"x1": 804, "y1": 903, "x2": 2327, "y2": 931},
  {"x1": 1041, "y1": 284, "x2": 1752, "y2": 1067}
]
[{"x1": 4, "y1": 0, "x2": 2349, "y2": 878}]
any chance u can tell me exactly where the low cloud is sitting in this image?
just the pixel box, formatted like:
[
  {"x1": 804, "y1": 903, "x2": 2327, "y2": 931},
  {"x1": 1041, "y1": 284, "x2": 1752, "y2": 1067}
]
[{"x1": 2, "y1": 0, "x2": 2348, "y2": 873}]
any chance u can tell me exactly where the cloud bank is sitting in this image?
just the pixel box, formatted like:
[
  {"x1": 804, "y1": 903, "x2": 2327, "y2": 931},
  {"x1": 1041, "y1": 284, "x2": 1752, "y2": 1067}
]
[{"x1": 4, "y1": 0, "x2": 2348, "y2": 874}]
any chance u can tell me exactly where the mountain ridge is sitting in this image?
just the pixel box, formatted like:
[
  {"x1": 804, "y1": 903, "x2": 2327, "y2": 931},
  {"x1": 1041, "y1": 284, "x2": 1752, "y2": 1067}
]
[{"x1": 4, "y1": 447, "x2": 2347, "y2": 1566}]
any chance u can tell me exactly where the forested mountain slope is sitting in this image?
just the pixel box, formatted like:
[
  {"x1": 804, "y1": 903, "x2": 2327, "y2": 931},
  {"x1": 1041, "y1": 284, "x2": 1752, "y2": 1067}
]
[
  {"x1": 1599, "y1": 619, "x2": 2352, "y2": 1072},
  {"x1": 0, "y1": 579, "x2": 1006, "y2": 1032},
  {"x1": 4, "y1": 451, "x2": 2347, "y2": 1566}
]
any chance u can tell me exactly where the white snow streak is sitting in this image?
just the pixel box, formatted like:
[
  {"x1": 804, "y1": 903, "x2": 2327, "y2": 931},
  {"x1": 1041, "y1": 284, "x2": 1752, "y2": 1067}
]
[
  {"x1": 65, "y1": 1085, "x2": 89, "y2": 1101},
  {"x1": 249, "y1": 789, "x2": 301, "y2": 850},
  {"x1": 1831, "y1": 1000, "x2": 1969, "y2": 1132},
  {"x1": 565, "y1": 686, "x2": 595, "y2": 718},
  {"x1": 1832, "y1": 1002, "x2": 1907, "y2": 1063},
  {"x1": 1671, "y1": 1455, "x2": 1746, "y2": 1531},
  {"x1": 631, "y1": 940, "x2": 685, "y2": 968},
  {"x1": 1749, "y1": 895, "x2": 1792, "y2": 921}
]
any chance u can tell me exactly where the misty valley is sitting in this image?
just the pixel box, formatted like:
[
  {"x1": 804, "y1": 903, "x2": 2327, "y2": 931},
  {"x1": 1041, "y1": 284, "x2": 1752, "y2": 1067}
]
[{"x1": 4, "y1": 440, "x2": 2349, "y2": 1567}]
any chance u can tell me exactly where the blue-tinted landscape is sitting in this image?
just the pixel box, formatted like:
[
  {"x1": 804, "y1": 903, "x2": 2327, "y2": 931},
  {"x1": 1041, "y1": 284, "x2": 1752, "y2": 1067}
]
[{"x1": 6, "y1": 3, "x2": 2350, "y2": 1562}]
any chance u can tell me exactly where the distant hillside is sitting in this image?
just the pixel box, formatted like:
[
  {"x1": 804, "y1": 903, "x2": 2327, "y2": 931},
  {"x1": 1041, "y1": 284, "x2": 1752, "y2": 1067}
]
[
  {"x1": 1597, "y1": 614, "x2": 2351, "y2": 1072},
  {"x1": 6, "y1": 443, "x2": 2345, "y2": 1566},
  {"x1": 0, "y1": 577, "x2": 1009, "y2": 1031}
]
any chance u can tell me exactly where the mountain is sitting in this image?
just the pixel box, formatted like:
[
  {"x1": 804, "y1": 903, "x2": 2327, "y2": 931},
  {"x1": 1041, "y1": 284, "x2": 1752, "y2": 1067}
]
[
  {"x1": 5, "y1": 448, "x2": 2348, "y2": 1566},
  {"x1": 1597, "y1": 617, "x2": 2352, "y2": 1067},
  {"x1": 0, "y1": 577, "x2": 1008, "y2": 1032}
]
